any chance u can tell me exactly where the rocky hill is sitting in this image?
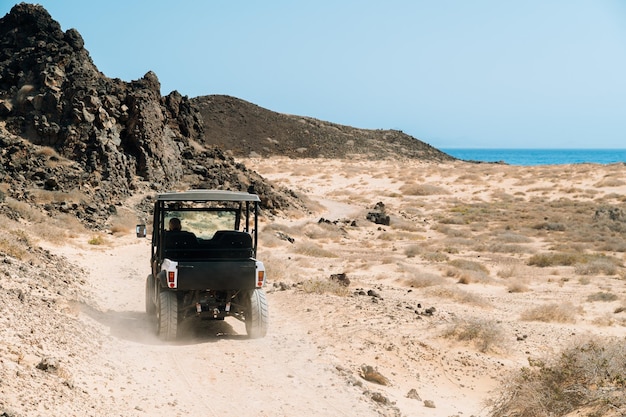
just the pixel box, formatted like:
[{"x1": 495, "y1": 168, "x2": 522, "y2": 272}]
[
  {"x1": 193, "y1": 95, "x2": 455, "y2": 161},
  {"x1": 0, "y1": 3, "x2": 299, "y2": 225}
]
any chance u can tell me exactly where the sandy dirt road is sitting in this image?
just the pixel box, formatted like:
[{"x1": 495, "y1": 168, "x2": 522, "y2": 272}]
[{"x1": 53, "y1": 235, "x2": 378, "y2": 417}]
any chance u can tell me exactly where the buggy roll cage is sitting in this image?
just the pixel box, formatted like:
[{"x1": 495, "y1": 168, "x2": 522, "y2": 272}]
[{"x1": 150, "y1": 190, "x2": 261, "y2": 260}]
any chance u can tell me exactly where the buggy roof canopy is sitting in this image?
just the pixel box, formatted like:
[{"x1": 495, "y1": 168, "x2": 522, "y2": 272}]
[{"x1": 156, "y1": 190, "x2": 261, "y2": 202}]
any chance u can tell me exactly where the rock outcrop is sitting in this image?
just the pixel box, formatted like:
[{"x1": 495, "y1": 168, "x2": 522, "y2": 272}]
[{"x1": 0, "y1": 4, "x2": 298, "y2": 225}]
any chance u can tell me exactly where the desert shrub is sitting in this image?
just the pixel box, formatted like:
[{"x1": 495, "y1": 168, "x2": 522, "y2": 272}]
[
  {"x1": 260, "y1": 224, "x2": 297, "y2": 248},
  {"x1": 586, "y1": 291, "x2": 618, "y2": 302},
  {"x1": 293, "y1": 242, "x2": 337, "y2": 258},
  {"x1": 487, "y1": 243, "x2": 531, "y2": 254},
  {"x1": 496, "y1": 265, "x2": 517, "y2": 279},
  {"x1": 451, "y1": 269, "x2": 491, "y2": 284},
  {"x1": 598, "y1": 238, "x2": 626, "y2": 252},
  {"x1": 594, "y1": 177, "x2": 626, "y2": 187},
  {"x1": 27, "y1": 189, "x2": 86, "y2": 204},
  {"x1": 34, "y1": 145, "x2": 60, "y2": 158},
  {"x1": 404, "y1": 244, "x2": 421, "y2": 258},
  {"x1": 488, "y1": 338, "x2": 626, "y2": 417},
  {"x1": 302, "y1": 221, "x2": 345, "y2": 240},
  {"x1": 400, "y1": 183, "x2": 449, "y2": 196},
  {"x1": 301, "y1": 278, "x2": 349, "y2": 296},
  {"x1": 443, "y1": 318, "x2": 505, "y2": 353},
  {"x1": 528, "y1": 252, "x2": 580, "y2": 267},
  {"x1": 575, "y1": 259, "x2": 618, "y2": 275},
  {"x1": 437, "y1": 216, "x2": 466, "y2": 225},
  {"x1": 455, "y1": 272, "x2": 473, "y2": 284},
  {"x1": 421, "y1": 251, "x2": 449, "y2": 262},
  {"x1": 426, "y1": 286, "x2": 490, "y2": 307},
  {"x1": 433, "y1": 224, "x2": 471, "y2": 237},
  {"x1": 404, "y1": 271, "x2": 445, "y2": 288},
  {"x1": 88, "y1": 235, "x2": 106, "y2": 245},
  {"x1": 520, "y1": 302, "x2": 578, "y2": 323},
  {"x1": 592, "y1": 313, "x2": 618, "y2": 327},
  {"x1": 506, "y1": 280, "x2": 529, "y2": 293},
  {"x1": 456, "y1": 173, "x2": 481, "y2": 182},
  {"x1": 443, "y1": 246, "x2": 460, "y2": 254},
  {"x1": 532, "y1": 222, "x2": 566, "y2": 231},
  {"x1": 391, "y1": 217, "x2": 426, "y2": 233},
  {"x1": 262, "y1": 222, "x2": 298, "y2": 236},
  {"x1": 5, "y1": 198, "x2": 47, "y2": 222},
  {"x1": 490, "y1": 191, "x2": 517, "y2": 202},
  {"x1": 10, "y1": 229, "x2": 31, "y2": 246},
  {"x1": 32, "y1": 214, "x2": 86, "y2": 243},
  {"x1": 495, "y1": 232, "x2": 532, "y2": 244},
  {"x1": 0, "y1": 237, "x2": 27, "y2": 260},
  {"x1": 442, "y1": 237, "x2": 476, "y2": 249},
  {"x1": 448, "y1": 259, "x2": 489, "y2": 274}
]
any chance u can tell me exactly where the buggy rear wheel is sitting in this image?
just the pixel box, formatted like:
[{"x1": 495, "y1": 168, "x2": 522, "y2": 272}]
[
  {"x1": 244, "y1": 289, "x2": 268, "y2": 339},
  {"x1": 157, "y1": 290, "x2": 179, "y2": 341},
  {"x1": 145, "y1": 275, "x2": 156, "y2": 315}
]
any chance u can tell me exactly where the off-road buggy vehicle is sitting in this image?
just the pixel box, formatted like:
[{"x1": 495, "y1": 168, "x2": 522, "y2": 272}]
[{"x1": 141, "y1": 190, "x2": 268, "y2": 340}]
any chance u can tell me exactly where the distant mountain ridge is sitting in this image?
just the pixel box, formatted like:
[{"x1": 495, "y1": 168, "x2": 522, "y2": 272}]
[{"x1": 193, "y1": 95, "x2": 454, "y2": 161}]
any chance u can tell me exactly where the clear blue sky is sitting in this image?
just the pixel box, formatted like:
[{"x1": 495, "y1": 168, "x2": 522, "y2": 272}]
[{"x1": 2, "y1": 1, "x2": 626, "y2": 148}]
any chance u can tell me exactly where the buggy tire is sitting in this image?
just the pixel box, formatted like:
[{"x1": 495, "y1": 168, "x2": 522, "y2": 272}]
[
  {"x1": 244, "y1": 289, "x2": 268, "y2": 339},
  {"x1": 145, "y1": 275, "x2": 156, "y2": 315},
  {"x1": 157, "y1": 290, "x2": 178, "y2": 341}
]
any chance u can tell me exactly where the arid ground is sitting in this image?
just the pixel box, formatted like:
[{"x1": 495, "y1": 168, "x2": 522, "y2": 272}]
[{"x1": 1, "y1": 158, "x2": 625, "y2": 417}]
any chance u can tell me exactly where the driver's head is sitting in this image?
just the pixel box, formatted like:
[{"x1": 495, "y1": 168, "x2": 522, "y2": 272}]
[{"x1": 168, "y1": 217, "x2": 182, "y2": 231}]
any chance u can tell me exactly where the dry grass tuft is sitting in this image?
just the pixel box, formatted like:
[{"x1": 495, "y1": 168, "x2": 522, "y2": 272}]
[
  {"x1": 443, "y1": 317, "x2": 506, "y2": 353},
  {"x1": 404, "y1": 244, "x2": 421, "y2": 258},
  {"x1": 488, "y1": 338, "x2": 626, "y2": 417},
  {"x1": 520, "y1": 302, "x2": 578, "y2": 323},
  {"x1": 421, "y1": 251, "x2": 449, "y2": 262},
  {"x1": 528, "y1": 252, "x2": 581, "y2": 267},
  {"x1": 529, "y1": 252, "x2": 622, "y2": 275},
  {"x1": 88, "y1": 235, "x2": 107, "y2": 245},
  {"x1": 594, "y1": 177, "x2": 626, "y2": 188},
  {"x1": 27, "y1": 189, "x2": 86, "y2": 205},
  {"x1": 403, "y1": 271, "x2": 446, "y2": 288},
  {"x1": 302, "y1": 221, "x2": 344, "y2": 240},
  {"x1": 496, "y1": 265, "x2": 517, "y2": 279},
  {"x1": 400, "y1": 183, "x2": 450, "y2": 196},
  {"x1": 0, "y1": 237, "x2": 28, "y2": 260},
  {"x1": 293, "y1": 242, "x2": 337, "y2": 258},
  {"x1": 449, "y1": 259, "x2": 489, "y2": 272},
  {"x1": 506, "y1": 280, "x2": 529, "y2": 293},
  {"x1": 586, "y1": 291, "x2": 618, "y2": 302},
  {"x1": 391, "y1": 217, "x2": 427, "y2": 233},
  {"x1": 426, "y1": 286, "x2": 490, "y2": 307},
  {"x1": 5, "y1": 198, "x2": 48, "y2": 222},
  {"x1": 575, "y1": 259, "x2": 619, "y2": 275}
]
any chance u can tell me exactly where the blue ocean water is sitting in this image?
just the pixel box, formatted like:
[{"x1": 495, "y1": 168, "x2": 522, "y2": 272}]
[{"x1": 441, "y1": 149, "x2": 626, "y2": 166}]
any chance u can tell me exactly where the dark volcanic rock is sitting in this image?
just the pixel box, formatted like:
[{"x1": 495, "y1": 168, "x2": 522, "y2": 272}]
[
  {"x1": 0, "y1": 4, "x2": 298, "y2": 225},
  {"x1": 366, "y1": 201, "x2": 390, "y2": 226},
  {"x1": 0, "y1": 4, "x2": 192, "y2": 188}
]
